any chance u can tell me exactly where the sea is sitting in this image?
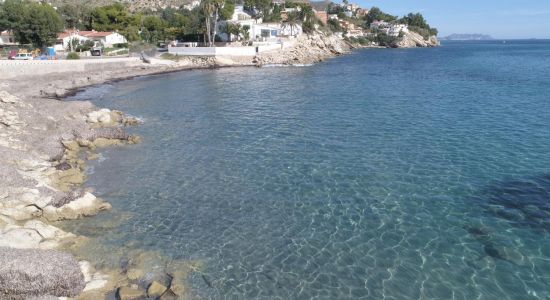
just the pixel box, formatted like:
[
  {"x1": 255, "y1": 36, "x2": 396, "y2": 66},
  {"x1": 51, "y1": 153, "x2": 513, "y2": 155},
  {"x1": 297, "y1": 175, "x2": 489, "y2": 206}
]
[{"x1": 65, "y1": 40, "x2": 550, "y2": 299}]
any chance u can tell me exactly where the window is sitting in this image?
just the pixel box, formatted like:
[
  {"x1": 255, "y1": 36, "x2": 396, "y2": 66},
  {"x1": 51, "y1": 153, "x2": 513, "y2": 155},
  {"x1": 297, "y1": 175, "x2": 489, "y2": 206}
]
[{"x1": 261, "y1": 29, "x2": 270, "y2": 38}]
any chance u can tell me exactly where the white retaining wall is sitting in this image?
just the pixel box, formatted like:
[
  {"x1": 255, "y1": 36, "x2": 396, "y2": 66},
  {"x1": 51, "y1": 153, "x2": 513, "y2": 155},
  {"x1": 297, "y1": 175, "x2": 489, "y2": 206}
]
[
  {"x1": 168, "y1": 44, "x2": 285, "y2": 56},
  {"x1": 0, "y1": 58, "x2": 142, "y2": 79}
]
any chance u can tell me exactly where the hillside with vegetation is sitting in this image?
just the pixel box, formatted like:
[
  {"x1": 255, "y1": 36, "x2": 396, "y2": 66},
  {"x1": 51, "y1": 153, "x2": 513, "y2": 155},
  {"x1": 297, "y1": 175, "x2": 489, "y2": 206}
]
[
  {"x1": 47, "y1": 0, "x2": 191, "y2": 12},
  {"x1": 0, "y1": 0, "x2": 439, "y2": 51}
]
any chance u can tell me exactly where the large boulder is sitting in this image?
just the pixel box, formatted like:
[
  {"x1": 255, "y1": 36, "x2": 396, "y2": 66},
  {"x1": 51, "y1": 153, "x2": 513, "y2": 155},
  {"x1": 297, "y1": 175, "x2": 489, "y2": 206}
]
[
  {"x1": 42, "y1": 192, "x2": 112, "y2": 221},
  {"x1": 0, "y1": 247, "x2": 85, "y2": 298}
]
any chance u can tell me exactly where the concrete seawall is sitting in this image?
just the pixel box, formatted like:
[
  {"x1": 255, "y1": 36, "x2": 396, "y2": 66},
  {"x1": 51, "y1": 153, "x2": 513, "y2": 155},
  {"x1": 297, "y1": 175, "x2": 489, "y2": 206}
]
[
  {"x1": 168, "y1": 42, "x2": 294, "y2": 56},
  {"x1": 0, "y1": 58, "x2": 142, "y2": 80}
]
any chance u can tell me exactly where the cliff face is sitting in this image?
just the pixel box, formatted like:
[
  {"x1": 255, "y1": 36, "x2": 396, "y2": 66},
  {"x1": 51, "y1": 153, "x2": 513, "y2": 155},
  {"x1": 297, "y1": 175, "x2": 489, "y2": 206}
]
[{"x1": 394, "y1": 31, "x2": 440, "y2": 48}]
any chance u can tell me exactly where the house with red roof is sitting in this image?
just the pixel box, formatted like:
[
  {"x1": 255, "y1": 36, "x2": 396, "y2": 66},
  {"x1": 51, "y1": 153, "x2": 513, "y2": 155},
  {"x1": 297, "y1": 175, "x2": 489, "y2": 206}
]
[{"x1": 55, "y1": 30, "x2": 127, "y2": 51}]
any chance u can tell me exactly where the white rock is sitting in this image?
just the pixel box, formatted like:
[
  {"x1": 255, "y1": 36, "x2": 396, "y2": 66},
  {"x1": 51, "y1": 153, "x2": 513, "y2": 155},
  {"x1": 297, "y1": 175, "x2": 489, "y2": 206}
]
[
  {"x1": 0, "y1": 228, "x2": 43, "y2": 248},
  {"x1": 0, "y1": 91, "x2": 19, "y2": 103},
  {"x1": 65, "y1": 192, "x2": 96, "y2": 210},
  {"x1": 0, "y1": 215, "x2": 16, "y2": 226},
  {"x1": 83, "y1": 272, "x2": 109, "y2": 291},
  {"x1": 2, "y1": 224, "x2": 22, "y2": 232},
  {"x1": 20, "y1": 190, "x2": 39, "y2": 202},
  {"x1": 79, "y1": 261, "x2": 94, "y2": 282},
  {"x1": 23, "y1": 219, "x2": 71, "y2": 240},
  {"x1": 18, "y1": 190, "x2": 50, "y2": 208},
  {"x1": 0, "y1": 205, "x2": 41, "y2": 221},
  {"x1": 97, "y1": 113, "x2": 112, "y2": 124},
  {"x1": 38, "y1": 239, "x2": 60, "y2": 249},
  {"x1": 86, "y1": 109, "x2": 112, "y2": 124},
  {"x1": 43, "y1": 192, "x2": 111, "y2": 221}
]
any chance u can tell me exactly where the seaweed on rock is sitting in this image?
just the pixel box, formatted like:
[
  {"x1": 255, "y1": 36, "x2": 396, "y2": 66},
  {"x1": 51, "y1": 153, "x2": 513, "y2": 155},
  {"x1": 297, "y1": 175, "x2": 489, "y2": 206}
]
[{"x1": 477, "y1": 174, "x2": 550, "y2": 233}]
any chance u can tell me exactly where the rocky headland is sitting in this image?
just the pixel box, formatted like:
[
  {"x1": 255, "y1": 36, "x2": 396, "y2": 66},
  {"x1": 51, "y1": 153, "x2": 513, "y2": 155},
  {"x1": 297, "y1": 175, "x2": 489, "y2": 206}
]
[{"x1": 394, "y1": 31, "x2": 440, "y2": 48}]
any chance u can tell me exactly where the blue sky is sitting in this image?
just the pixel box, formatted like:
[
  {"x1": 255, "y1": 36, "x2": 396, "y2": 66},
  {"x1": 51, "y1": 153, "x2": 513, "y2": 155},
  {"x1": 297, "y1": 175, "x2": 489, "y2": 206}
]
[{"x1": 354, "y1": 0, "x2": 550, "y2": 38}]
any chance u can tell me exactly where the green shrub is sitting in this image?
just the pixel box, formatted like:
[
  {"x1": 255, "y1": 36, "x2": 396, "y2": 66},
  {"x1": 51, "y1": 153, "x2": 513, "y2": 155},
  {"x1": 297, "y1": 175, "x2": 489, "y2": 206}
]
[
  {"x1": 113, "y1": 43, "x2": 129, "y2": 48},
  {"x1": 160, "y1": 53, "x2": 179, "y2": 61},
  {"x1": 66, "y1": 52, "x2": 80, "y2": 59},
  {"x1": 375, "y1": 33, "x2": 399, "y2": 47},
  {"x1": 75, "y1": 40, "x2": 95, "y2": 52}
]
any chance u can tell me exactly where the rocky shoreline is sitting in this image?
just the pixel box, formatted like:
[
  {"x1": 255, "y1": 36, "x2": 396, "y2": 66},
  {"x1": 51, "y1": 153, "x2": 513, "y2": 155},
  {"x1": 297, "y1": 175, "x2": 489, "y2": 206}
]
[
  {"x1": 0, "y1": 32, "x2": 438, "y2": 299},
  {"x1": 0, "y1": 61, "x2": 215, "y2": 299}
]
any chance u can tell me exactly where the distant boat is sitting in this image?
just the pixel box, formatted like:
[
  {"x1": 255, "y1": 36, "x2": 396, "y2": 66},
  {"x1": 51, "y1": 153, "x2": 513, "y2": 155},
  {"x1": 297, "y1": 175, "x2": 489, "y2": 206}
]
[{"x1": 502, "y1": 41, "x2": 506, "y2": 44}]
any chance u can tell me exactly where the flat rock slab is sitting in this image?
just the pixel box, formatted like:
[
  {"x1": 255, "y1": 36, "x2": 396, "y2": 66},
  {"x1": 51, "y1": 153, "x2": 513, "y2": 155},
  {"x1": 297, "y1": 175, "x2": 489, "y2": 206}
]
[{"x1": 0, "y1": 247, "x2": 85, "y2": 298}]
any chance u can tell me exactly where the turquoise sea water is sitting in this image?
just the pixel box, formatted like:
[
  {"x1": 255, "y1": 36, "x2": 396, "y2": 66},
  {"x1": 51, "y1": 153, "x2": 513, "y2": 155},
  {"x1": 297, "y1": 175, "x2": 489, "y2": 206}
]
[{"x1": 68, "y1": 40, "x2": 550, "y2": 299}]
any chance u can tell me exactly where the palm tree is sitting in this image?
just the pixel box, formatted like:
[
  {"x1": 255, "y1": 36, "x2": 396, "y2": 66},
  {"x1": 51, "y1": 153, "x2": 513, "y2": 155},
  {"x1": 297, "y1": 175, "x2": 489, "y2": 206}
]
[
  {"x1": 220, "y1": 22, "x2": 230, "y2": 41},
  {"x1": 283, "y1": 11, "x2": 300, "y2": 36},
  {"x1": 299, "y1": 5, "x2": 316, "y2": 33},
  {"x1": 201, "y1": 0, "x2": 214, "y2": 46},
  {"x1": 231, "y1": 23, "x2": 242, "y2": 41},
  {"x1": 201, "y1": 0, "x2": 225, "y2": 46},
  {"x1": 241, "y1": 25, "x2": 250, "y2": 44}
]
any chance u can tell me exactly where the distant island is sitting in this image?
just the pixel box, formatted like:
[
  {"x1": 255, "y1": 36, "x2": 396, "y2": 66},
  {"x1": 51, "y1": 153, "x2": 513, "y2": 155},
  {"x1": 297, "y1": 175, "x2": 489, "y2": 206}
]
[{"x1": 440, "y1": 34, "x2": 494, "y2": 41}]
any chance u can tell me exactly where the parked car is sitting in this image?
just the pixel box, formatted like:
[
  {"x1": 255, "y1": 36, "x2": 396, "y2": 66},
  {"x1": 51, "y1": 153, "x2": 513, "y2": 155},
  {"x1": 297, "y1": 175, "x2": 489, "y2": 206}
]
[
  {"x1": 11, "y1": 53, "x2": 33, "y2": 60},
  {"x1": 91, "y1": 47, "x2": 102, "y2": 56},
  {"x1": 7, "y1": 50, "x2": 17, "y2": 59}
]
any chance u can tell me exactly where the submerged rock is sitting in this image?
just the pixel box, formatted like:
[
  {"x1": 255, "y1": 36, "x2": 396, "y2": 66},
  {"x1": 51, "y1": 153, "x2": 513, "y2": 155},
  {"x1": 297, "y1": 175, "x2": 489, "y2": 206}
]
[
  {"x1": 116, "y1": 286, "x2": 146, "y2": 300},
  {"x1": 476, "y1": 173, "x2": 550, "y2": 233},
  {"x1": 126, "y1": 268, "x2": 145, "y2": 281},
  {"x1": 0, "y1": 247, "x2": 85, "y2": 298},
  {"x1": 147, "y1": 280, "x2": 167, "y2": 298}
]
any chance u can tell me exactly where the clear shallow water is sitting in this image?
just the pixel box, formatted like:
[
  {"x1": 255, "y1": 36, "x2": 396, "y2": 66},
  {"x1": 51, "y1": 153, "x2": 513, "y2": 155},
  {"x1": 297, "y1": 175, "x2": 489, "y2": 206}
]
[{"x1": 67, "y1": 40, "x2": 550, "y2": 299}]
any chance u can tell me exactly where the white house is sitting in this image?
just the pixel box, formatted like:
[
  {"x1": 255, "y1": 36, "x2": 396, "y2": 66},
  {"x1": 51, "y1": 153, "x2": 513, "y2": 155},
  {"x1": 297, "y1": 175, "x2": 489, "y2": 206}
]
[
  {"x1": 388, "y1": 24, "x2": 408, "y2": 37},
  {"x1": 328, "y1": 14, "x2": 339, "y2": 20},
  {"x1": 0, "y1": 30, "x2": 16, "y2": 46},
  {"x1": 370, "y1": 20, "x2": 408, "y2": 37},
  {"x1": 370, "y1": 20, "x2": 389, "y2": 30},
  {"x1": 55, "y1": 30, "x2": 88, "y2": 51},
  {"x1": 232, "y1": 5, "x2": 262, "y2": 23},
  {"x1": 84, "y1": 31, "x2": 127, "y2": 47},
  {"x1": 55, "y1": 30, "x2": 127, "y2": 51},
  {"x1": 217, "y1": 5, "x2": 302, "y2": 42},
  {"x1": 344, "y1": 3, "x2": 359, "y2": 12}
]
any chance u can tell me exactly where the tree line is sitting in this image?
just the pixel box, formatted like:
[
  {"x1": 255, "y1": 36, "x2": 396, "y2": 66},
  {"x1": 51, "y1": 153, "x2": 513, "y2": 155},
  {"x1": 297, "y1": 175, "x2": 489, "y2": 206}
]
[
  {"x1": 365, "y1": 7, "x2": 438, "y2": 37},
  {"x1": 0, "y1": 0, "x2": 324, "y2": 49},
  {"x1": 0, "y1": 0, "x2": 437, "y2": 49}
]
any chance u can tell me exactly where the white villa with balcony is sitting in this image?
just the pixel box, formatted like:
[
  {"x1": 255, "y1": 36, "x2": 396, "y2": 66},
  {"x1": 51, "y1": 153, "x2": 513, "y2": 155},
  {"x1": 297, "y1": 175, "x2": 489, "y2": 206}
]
[
  {"x1": 370, "y1": 20, "x2": 409, "y2": 37},
  {"x1": 217, "y1": 5, "x2": 302, "y2": 42}
]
